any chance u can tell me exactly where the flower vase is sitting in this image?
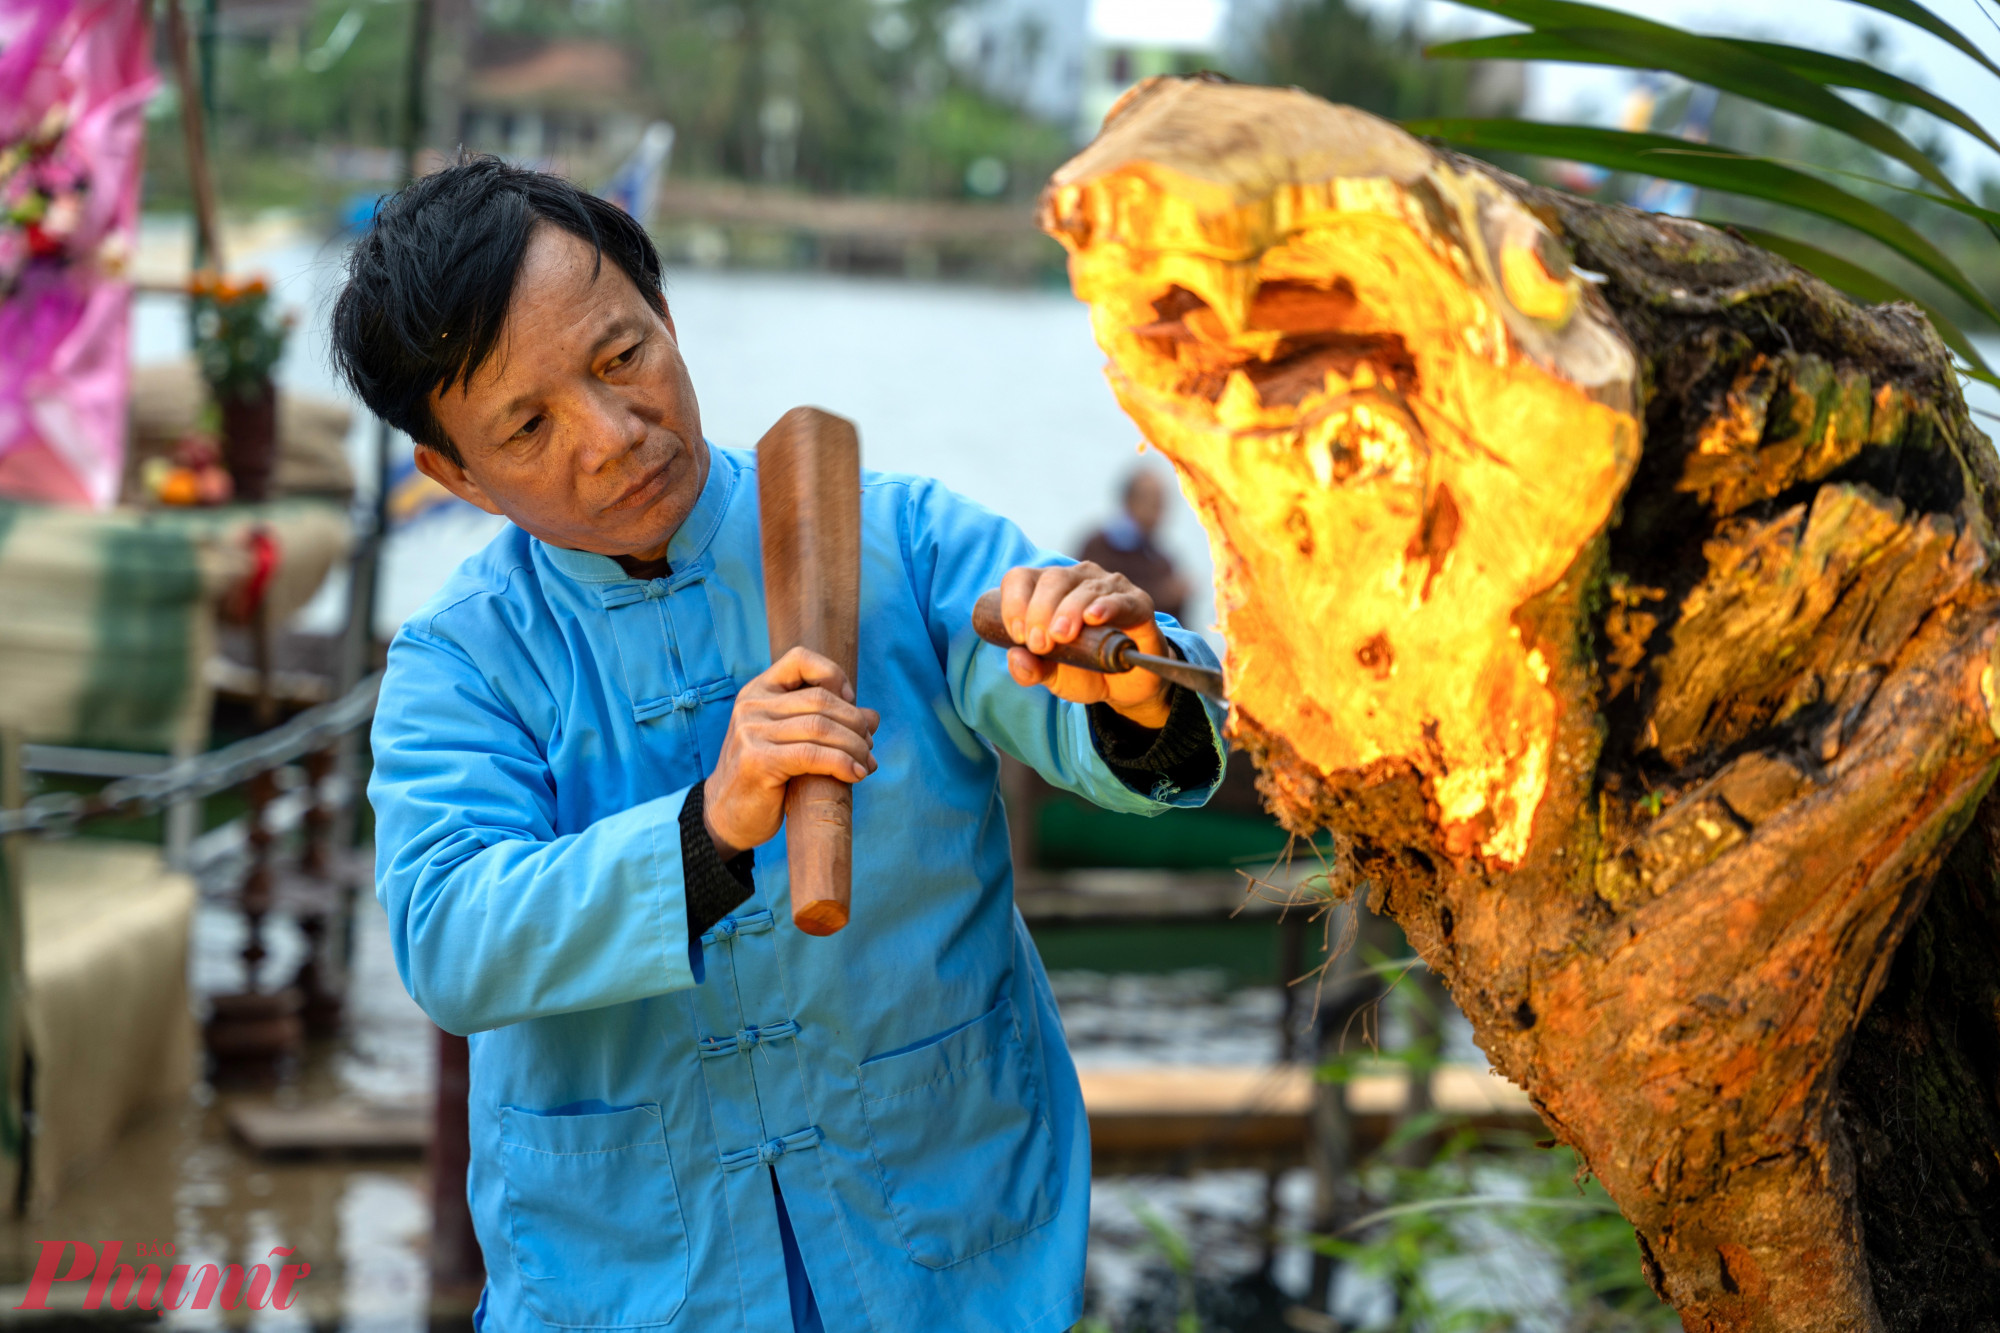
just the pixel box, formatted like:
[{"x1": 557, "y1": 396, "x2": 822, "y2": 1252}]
[{"x1": 220, "y1": 378, "x2": 278, "y2": 503}]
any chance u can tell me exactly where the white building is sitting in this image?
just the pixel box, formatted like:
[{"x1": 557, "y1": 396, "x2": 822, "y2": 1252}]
[
  {"x1": 1076, "y1": 0, "x2": 1229, "y2": 137},
  {"x1": 952, "y1": 0, "x2": 1270, "y2": 141}
]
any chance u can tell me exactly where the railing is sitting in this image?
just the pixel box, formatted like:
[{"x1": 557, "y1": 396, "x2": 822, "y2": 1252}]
[{"x1": 0, "y1": 673, "x2": 380, "y2": 838}]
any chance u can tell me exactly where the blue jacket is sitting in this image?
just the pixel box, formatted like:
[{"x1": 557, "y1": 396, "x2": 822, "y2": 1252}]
[{"x1": 369, "y1": 446, "x2": 1227, "y2": 1333}]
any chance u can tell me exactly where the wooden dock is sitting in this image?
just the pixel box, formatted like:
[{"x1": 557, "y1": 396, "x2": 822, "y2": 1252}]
[
  {"x1": 1015, "y1": 866, "x2": 1325, "y2": 924},
  {"x1": 228, "y1": 1100, "x2": 431, "y2": 1157},
  {"x1": 1082, "y1": 1063, "x2": 1543, "y2": 1174},
  {"x1": 220, "y1": 1062, "x2": 1540, "y2": 1172}
]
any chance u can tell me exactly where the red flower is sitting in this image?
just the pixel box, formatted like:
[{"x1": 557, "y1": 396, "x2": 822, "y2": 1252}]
[{"x1": 24, "y1": 223, "x2": 63, "y2": 260}]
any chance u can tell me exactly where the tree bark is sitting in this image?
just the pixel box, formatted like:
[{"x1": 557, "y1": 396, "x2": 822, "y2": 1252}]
[{"x1": 1040, "y1": 76, "x2": 2000, "y2": 1331}]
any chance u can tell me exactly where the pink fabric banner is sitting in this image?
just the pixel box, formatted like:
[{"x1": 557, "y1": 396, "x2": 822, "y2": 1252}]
[{"x1": 0, "y1": 0, "x2": 156, "y2": 508}]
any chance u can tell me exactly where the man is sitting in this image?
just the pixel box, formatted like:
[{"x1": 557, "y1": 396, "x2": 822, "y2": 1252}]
[
  {"x1": 1077, "y1": 468, "x2": 1190, "y2": 624},
  {"x1": 336, "y1": 157, "x2": 1226, "y2": 1333}
]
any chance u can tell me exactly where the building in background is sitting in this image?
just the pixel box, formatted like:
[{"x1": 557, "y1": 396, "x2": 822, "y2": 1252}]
[
  {"x1": 1077, "y1": 0, "x2": 1228, "y2": 139},
  {"x1": 945, "y1": 0, "x2": 1091, "y2": 130},
  {"x1": 948, "y1": 0, "x2": 1277, "y2": 143},
  {"x1": 457, "y1": 35, "x2": 646, "y2": 180}
]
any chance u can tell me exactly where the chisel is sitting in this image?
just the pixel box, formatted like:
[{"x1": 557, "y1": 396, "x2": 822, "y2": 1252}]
[{"x1": 972, "y1": 589, "x2": 1227, "y2": 701}]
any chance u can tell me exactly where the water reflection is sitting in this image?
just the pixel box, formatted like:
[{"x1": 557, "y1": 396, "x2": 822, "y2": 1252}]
[{"x1": 0, "y1": 897, "x2": 435, "y2": 1328}]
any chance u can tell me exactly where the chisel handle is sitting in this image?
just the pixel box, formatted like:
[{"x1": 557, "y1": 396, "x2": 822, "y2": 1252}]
[
  {"x1": 972, "y1": 589, "x2": 1135, "y2": 674},
  {"x1": 759, "y1": 407, "x2": 862, "y2": 937}
]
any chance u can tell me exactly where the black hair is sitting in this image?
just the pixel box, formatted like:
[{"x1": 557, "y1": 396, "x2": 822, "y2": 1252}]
[{"x1": 330, "y1": 155, "x2": 667, "y2": 465}]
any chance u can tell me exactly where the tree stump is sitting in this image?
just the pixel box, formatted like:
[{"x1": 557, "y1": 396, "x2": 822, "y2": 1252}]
[{"x1": 1041, "y1": 76, "x2": 2000, "y2": 1331}]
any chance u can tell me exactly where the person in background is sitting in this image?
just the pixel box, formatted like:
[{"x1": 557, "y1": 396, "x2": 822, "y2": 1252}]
[{"x1": 1079, "y1": 466, "x2": 1190, "y2": 625}]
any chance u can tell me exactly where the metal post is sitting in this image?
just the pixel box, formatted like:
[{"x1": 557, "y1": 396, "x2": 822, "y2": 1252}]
[
  {"x1": 403, "y1": 0, "x2": 433, "y2": 179},
  {"x1": 296, "y1": 746, "x2": 346, "y2": 1036},
  {"x1": 198, "y1": 0, "x2": 219, "y2": 132},
  {"x1": 203, "y1": 762, "x2": 303, "y2": 1077},
  {"x1": 0, "y1": 731, "x2": 28, "y2": 1211},
  {"x1": 381, "y1": 3, "x2": 483, "y2": 1301},
  {"x1": 162, "y1": 0, "x2": 222, "y2": 272},
  {"x1": 1306, "y1": 901, "x2": 1391, "y2": 1313},
  {"x1": 334, "y1": 0, "x2": 432, "y2": 771},
  {"x1": 430, "y1": 1030, "x2": 484, "y2": 1302},
  {"x1": 163, "y1": 736, "x2": 198, "y2": 872},
  {"x1": 1261, "y1": 911, "x2": 1310, "y2": 1278}
]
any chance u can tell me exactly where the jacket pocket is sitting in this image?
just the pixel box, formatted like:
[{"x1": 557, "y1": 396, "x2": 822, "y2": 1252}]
[
  {"x1": 499, "y1": 1102, "x2": 689, "y2": 1329},
  {"x1": 857, "y1": 997, "x2": 1059, "y2": 1268}
]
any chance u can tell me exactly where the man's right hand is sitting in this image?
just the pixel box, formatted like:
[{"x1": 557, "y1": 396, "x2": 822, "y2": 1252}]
[{"x1": 702, "y1": 646, "x2": 879, "y2": 859}]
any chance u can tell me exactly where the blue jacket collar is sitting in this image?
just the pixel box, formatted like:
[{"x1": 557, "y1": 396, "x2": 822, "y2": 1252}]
[{"x1": 535, "y1": 443, "x2": 738, "y2": 584}]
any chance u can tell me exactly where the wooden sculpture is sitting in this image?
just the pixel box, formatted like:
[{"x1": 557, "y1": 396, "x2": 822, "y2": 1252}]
[{"x1": 1041, "y1": 75, "x2": 2000, "y2": 1330}]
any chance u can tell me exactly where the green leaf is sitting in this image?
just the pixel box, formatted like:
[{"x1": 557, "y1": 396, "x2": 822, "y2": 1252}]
[
  {"x1": 1732, "y1": 39, "x2": 2000, "y2": 157},
  {"x1": 1340, "y1": 1193, "x2": 1620, "y2": 1234},
  {"x1": 1436, "y1": 0, "x2": 2000, "y2": 83},
  {"x1": 1843, "y1": 0, "x2": 2000, "y2": 82},
  {"x1": 1373, "y1": 1109, "x2": 1451, "y2": 1162},
  {"x1": 1400, "y1": 119, "x2": 2000, "y2": 325},
  {"x1": 1788, "y1": 160, "x2": 2000, "y2": 232},
  {"x1": 1426, "y1": 5, "x2": 1975, "y2": 204},
  {"x1": 1717, "y1": 224, "x2": 1999, "y2": 384},
  {"x1": 1428, "y1": 30, "x2": 2000, "y2": 159}
]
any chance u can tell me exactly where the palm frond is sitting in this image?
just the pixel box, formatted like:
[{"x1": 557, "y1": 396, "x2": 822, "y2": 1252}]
[
  {"x1": 1402, "y1": 119, "x2": 2000, "y2": 325},
  {"x1": 1416, "y1": 0, "x2": 2000, "y2": 383},
  {"x1": 1722, "y1": 156, "x2": 2000, "y2": 231},
  {"x1": 1844, "y1": 0, "x2": 2000, "y2": 80},
  {"x1": 1428, "y1": 30, "x2": 2000, "y2": 159},
  {"x1": 1429, "y1": 0, "x2": 1985, "y2": 212}
]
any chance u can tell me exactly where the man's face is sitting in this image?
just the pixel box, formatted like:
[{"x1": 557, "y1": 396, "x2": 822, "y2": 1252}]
[{"x1": 419, "y1": 224, "x2": 706, "y2": 560}]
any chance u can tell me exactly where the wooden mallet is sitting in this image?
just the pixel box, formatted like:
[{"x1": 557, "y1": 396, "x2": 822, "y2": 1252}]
[{"x1": 756, "y1": 407, "x2": 862, "y2": 937}]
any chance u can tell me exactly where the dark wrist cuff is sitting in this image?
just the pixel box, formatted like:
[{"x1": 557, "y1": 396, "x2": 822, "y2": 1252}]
[
  {"x1": 1089, "y1": 652, "x2": 1222, "y2": 798},
  {"x1": 681, "y1": 781, "x2": 754, "y2": 940}
]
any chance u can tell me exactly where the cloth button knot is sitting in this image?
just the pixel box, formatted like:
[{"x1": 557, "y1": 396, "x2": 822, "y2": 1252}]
[
  {"x1": 710, "y1": 917, "x2": 738, "y2": 941},
  {"x1": 757, "y1": 1138, "x2": 787, "y2": 1164},
  {"x1": 673, "y1": 689, "x2": 701, "y2": 712}
]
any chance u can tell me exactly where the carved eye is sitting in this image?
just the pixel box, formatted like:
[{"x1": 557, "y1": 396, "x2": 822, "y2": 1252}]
[{"x1": 1500, "y1": 233, "x2": 1577, "y2": 325}]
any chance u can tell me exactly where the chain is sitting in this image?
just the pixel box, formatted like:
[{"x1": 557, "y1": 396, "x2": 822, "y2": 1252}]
[{"x1": 0, "y1": 672, "x2": 382, "y2": 838}]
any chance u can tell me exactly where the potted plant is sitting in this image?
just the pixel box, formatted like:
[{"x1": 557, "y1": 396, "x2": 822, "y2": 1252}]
[{"x1": 189, "y1": 273, "x2": 292, "y2": 502}]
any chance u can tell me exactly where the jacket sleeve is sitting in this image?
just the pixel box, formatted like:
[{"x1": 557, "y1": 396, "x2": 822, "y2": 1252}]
[
  {"x1": 898, "y1": 476, "x2": 1227, "y2": 813},
  {"x1": 368, "y1": 624, "x2": 701, "y2": 1035}
]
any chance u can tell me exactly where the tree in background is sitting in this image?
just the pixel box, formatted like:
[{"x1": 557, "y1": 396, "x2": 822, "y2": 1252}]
[
  {"x1": 622, "y1": 0, "x2": 1072, "y2": 199},
  {"x1": 1252, "y1": 0, "x2": 1523, "y2": 123},
  {"x1": 144, "y1": 0, "x2": 419, "y2": 213},
  {"x1": 144, "y1": 0, "x2": 1075, "y2": 212}
]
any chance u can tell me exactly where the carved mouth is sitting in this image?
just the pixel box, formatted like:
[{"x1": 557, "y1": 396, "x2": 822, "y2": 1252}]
[{"x1": 1128, "y1": 280, "x2": 1420, "y2": 407}]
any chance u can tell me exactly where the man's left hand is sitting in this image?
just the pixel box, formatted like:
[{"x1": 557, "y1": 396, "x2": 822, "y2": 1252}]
[{"x1": 996, "y1": 562, "x2": 1173, "y2": 730}]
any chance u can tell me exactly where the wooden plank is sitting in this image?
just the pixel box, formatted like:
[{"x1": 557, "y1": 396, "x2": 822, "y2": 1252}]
[
  {"x1": 656, "y1": 180, "x2": 1036, "y2": 242},
  {"x1": 225, "y1": 1065, "x2": 1541, "y2": 1169},
  {"x1": 1015, "y1": 867, "x2": 1327, "y2": 922},
  {"x1": 1082, "y1": 1063, "x2": 1543, "y2": 1174},
  {"x1": 227, "y1": 1101, "x2": 430, "y2": 1157}
]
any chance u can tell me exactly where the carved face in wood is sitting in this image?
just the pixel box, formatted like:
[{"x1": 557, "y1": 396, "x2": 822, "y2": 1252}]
[{"x1": 1041, "y1": 79, "x2": 1640, "y2": 863}]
